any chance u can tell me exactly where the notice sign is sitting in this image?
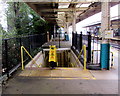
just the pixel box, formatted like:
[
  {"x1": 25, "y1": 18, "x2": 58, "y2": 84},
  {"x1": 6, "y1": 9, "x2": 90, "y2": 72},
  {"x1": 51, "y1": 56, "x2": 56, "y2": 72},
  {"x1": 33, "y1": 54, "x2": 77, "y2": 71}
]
[{"x1": 105, "y1": 30, "x2": 113, "y2": 39}]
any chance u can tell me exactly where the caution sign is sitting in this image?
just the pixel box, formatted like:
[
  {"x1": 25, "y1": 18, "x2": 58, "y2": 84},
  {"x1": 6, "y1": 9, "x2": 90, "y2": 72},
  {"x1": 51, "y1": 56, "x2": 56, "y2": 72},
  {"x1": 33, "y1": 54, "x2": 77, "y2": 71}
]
[{"x1": 49, "y1": 45, "x2": 57, "y2": 63}]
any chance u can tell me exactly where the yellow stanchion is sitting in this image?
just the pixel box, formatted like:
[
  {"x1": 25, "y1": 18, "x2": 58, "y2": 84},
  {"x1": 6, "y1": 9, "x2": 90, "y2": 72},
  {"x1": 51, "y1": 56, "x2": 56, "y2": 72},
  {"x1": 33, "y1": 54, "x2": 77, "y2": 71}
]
[{"x1": 21, "y1": 46, "x2": 40, "y2": 70}]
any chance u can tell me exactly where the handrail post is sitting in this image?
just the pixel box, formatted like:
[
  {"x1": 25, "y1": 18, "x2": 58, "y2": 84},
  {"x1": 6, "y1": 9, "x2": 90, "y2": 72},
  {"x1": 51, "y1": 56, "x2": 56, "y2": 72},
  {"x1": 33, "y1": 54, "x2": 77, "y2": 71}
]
[
  {"x1": 21, "y1": 46, "x2": 40, "y2": 70},
  {"x1": 21, "y1": 46, "x2": 24, "y2": 70},
  {"x1": 91, "y1": 50, "x2": 94, "y2": 64},
  {"x1": 83, "y1": 45, "x2": 87, "y2": 70},
  {"x1": 5, "y1": 40, "x2": 9, "y2": 77}
]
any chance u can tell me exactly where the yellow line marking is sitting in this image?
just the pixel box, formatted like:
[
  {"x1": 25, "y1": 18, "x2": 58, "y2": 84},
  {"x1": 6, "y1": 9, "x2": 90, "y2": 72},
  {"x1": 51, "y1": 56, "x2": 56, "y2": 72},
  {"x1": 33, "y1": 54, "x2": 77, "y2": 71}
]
[
  {"x1": 92, "y1": 77, "x2": 96, "y2": 80},
  {"x1": 82, "y1": 77, "x2": 90, "y2": 80}
]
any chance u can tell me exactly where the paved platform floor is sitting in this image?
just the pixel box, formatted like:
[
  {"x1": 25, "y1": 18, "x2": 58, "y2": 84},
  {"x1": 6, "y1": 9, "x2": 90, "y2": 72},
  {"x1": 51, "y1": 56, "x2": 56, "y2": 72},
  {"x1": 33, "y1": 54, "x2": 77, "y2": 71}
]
[
  {"x1": 2, "y1": 73, "x2": 118, "y2": 94},
  {"x1": 2, "y1": 67, "x2": 118, "y2": 94},
  {"x1": 42, "y1": 41, "x2": 71, "y2": 48}
]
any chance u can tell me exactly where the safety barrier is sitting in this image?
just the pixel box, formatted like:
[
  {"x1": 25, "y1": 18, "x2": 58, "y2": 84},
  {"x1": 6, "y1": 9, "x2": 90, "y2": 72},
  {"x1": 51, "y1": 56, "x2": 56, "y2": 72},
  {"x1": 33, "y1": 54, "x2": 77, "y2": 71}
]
[
  {"x1": 76, "y1": 45, "x2": 87, "y2": 70},
  {"x1": 72, "y1": 32, "x2": 91, "y2": 63},
  {"x1": 92, "y1": 50, "x2": 114, "y2": 67},
  {"x1": 21, "y1": 46, "x2": 40, "y2": 70}
]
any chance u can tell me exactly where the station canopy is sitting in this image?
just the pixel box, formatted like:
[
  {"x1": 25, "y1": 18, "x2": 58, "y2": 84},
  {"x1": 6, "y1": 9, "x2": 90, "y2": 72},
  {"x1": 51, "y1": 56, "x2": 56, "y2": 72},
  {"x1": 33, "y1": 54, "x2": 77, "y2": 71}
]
[{"x1": 26, "y1": 0, "x2": 118, "y2": 27}]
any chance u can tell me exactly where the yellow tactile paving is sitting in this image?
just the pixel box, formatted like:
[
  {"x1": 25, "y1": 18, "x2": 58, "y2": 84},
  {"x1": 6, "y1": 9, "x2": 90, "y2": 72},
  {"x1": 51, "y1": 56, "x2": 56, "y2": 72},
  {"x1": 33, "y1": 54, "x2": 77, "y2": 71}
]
[{"x1": 19, "y1": 68, "x2": 95, "y2": 80}]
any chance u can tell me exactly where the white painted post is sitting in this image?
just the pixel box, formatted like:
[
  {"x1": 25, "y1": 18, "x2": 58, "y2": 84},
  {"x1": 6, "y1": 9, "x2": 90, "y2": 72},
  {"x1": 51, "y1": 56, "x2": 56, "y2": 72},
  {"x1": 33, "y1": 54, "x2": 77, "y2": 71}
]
[
  {"x1": 72, "y1": 8, "x2": 76, "y2": 33},
  {"x1": 101, "y1": 2, "x2": 111, "y2": 39}
]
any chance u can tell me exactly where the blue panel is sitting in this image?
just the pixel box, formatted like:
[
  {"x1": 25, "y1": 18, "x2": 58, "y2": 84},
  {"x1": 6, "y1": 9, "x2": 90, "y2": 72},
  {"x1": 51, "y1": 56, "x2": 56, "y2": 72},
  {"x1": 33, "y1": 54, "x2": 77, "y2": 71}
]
[
  {"x1": 100, "y1": 43, "x2": 110, "y2": 70},
  {"x1": 66, "y1": 35, "x2": 69, "y2": 41}
]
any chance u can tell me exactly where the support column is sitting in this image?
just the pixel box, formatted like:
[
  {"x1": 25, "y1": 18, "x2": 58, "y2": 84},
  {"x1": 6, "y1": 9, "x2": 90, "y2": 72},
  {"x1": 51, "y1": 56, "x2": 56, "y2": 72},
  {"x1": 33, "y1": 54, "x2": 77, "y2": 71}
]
[
  {"x1": 64, "y1": 22, "x2": 67, "y2": 32},
  {"x1": 72, "y1": 8, "x2": 77, "y2": 48},
  {"x1": 72, "y1": 8, "x2": 76, "y2": 33},
  {"x1": 66, "y1": 22, "x2": 69, "y2": 33},
  {"x1": 100, "y1": 2, "x2": 110, "y2": 70},
  {"x1": 65, "y1": 13, "x2": 69, "y2": 41}
]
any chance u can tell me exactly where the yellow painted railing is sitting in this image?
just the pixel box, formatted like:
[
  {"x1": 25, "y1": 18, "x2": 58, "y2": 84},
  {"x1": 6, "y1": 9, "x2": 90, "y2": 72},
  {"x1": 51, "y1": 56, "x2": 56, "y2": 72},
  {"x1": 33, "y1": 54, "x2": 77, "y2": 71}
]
[
  {"x1": 76, "y1": 45, "x2": 87, "y2": 70},
  {"x1": 21, "y1": 46, "x2": 40, "y2": 70}
]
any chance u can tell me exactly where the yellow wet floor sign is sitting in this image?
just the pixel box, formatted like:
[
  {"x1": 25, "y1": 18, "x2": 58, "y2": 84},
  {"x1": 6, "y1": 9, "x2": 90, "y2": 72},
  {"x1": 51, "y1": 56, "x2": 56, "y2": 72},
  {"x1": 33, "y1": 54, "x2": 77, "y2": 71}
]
[{"x1": 49, "y1": 45, "x2": 57, "y2": 63}]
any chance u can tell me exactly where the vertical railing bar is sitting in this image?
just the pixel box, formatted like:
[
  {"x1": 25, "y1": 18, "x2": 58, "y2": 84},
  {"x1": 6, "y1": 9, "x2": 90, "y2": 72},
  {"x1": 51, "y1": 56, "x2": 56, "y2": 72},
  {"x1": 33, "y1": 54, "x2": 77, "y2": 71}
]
[{"x1": 5, "y1": 40, "x2": 9, "y2": 77}]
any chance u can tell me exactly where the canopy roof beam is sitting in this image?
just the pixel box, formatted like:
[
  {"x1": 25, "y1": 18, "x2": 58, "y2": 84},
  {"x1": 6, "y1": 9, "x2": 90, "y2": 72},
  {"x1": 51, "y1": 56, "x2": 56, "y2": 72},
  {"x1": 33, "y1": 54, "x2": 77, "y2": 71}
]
[{"x1": 40, "y1": 7, "x2": 88, "y2": 12}]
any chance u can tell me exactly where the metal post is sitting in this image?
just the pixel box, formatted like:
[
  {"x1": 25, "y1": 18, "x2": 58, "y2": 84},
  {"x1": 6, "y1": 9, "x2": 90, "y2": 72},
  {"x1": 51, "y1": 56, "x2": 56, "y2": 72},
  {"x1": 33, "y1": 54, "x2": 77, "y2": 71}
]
[
  {"x1": 5, "y1": 40, "x2": 9, "y2": 77},
  {"x1": 72, "y1": 31, "x2": 74, "y2": 46},
  {"x1": 19, "y1": 38, "x2": 22, "y2": 64},
  {"x1": 72, "y1": 7, "x2": 76, "y2": 49},
  {"x1": 75, "y1": 32, "x2": 77, "y2": 49},
  {"x1": 28, "y1": 36, "x2": 31, "y2": 53},
  {"x1": 87, "y1": 32, "x2": 91, "y2": 63},
  {"x1": 59, "y1": 28, "x2": 61, "y2": 48},
  {"x1": 83, "y1": 45, "x2": 87, "y2": 70},
  {"x1": 80, "y1": 32, "x2": 82, "y2": 51}
]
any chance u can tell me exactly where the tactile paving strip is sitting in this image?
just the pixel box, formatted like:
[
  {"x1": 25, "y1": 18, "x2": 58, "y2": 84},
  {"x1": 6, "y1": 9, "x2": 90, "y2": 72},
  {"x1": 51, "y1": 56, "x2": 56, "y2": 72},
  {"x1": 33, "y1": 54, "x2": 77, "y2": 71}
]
[{"x1": 19, "y1": 68, "x2": 96, "y2": 80}]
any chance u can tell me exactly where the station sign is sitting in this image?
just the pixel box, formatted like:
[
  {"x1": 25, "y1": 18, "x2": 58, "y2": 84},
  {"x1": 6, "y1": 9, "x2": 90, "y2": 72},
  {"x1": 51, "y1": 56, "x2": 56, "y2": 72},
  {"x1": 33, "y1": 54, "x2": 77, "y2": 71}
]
[{"x1": 105, "y1": 30, "x2": 113, "y2": 39}]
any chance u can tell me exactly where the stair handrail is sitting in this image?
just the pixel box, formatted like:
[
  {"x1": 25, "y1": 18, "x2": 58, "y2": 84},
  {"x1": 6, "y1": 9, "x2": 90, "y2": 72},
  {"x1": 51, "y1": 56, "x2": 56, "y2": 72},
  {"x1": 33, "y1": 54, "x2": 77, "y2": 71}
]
[
  {"x1": 76, "y1": 45, "x2": 87, "y2": 70},
  {"x1": 21, "y1": 46, "x2": 40, "y2": 70}
]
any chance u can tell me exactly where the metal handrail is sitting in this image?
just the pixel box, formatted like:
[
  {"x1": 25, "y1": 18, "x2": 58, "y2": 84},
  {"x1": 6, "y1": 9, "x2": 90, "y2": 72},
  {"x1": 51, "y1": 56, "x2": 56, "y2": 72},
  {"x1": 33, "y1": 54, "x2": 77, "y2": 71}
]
[
  {"x1": 21, "y1": 46, "x2": 40, "y2": 70},
  {"x1": 76, "y1": 45, "x2": 87, "y2": 70}
]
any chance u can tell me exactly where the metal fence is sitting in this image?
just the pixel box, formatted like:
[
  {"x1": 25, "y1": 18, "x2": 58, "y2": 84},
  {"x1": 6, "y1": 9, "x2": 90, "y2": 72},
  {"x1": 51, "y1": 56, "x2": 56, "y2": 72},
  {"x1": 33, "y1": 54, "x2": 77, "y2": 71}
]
[
  {"x1": 2, "y1": 33, "x2": 47, "y2": 76},
  {"x1": 72, "y1": 32, "x2": 91, "y2": 65}
]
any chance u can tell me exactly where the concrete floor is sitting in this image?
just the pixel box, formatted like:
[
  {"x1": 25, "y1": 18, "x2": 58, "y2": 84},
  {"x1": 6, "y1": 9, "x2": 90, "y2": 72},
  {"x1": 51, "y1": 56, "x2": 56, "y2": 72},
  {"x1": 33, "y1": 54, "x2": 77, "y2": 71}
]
[{"x1": 2, "y1": 68, "x2": 118, "y2": 95}]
